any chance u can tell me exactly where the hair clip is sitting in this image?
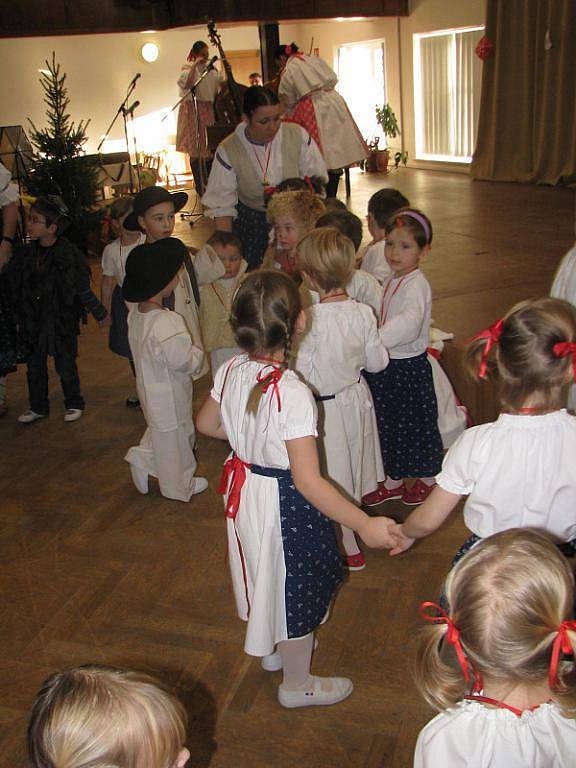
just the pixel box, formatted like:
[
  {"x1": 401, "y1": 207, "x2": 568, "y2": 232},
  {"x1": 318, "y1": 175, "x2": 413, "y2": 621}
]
[
  {"x1": 419, "y1": 602, "x2": 482, "y2": 692},
  {"x1": 549, "y1": 619, "x2": 576, "y2": 689},
  {"x1": 395, "y1": 216, "x2": 405, "y2": 228},
  {"x1": 468, "y1": 318, "x2": 504, "y2": 379},
  {"x1": 553, "y1": 342, "x2": 576, "y2": 382}
]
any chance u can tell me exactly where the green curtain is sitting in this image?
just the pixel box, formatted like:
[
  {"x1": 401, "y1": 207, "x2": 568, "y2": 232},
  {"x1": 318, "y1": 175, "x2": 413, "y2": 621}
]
[{"x1": 471, "y1": 0, "x2": 576, "y2": 185}]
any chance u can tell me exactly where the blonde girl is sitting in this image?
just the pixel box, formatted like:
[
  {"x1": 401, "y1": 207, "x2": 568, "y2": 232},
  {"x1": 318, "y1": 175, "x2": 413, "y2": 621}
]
[
  {"x1": 295, "y1": 228, "x2": 388, "y2": 570},
  {"x1": 196, "y1": 270, "x2": 395, "y2": 708},
  {"x1": 391, "y1": 297, "x2": 576, "y2": 560},
  {"x1": 28, "y1": 665, "x2": 190, "y2": 768},
  {"x1": 263, "y1": 189, "x2": 325, "y2": 275},
  {"x1": 414, "y1": 528, "x2": 576, "y2": 767}
]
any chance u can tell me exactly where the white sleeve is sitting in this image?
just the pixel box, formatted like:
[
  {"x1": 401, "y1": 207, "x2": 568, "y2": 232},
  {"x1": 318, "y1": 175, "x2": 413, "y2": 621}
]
[
  {"x1": 193, "y1": 244, "x2": 225, "y2": 285},
  {"x1": 210, "y1": 355, "x2": 240, "y2": 402},
  {"x1": 379, "y1": 282, "x2": 428, "y2": 348},
  {"x1": 0, "y1": 164, "x2": 18, "y2": 206},
  {"x1": 159, "y1": 317, "x2": 204, "y2": 376},
  {"x1": 298, "y1": 127, "x2": 329, "y2": 184},
  {"x1": 278, "y1": 380, "x2": 318, "y2": 441},
  {"x1": 435, "y1": 430, "x2": 476, "y2": 495},
  {"x1": 101, "y1": 241, "x2": 119, "y2": 278},
  {"x1": 347, "y1": 271, "x2": 382, "y2": 316},
  {"x1": 363, "y1": 310, "x2": 389, "y2": 373},
  {"x1": 201, "y1": 147, "x2": 239, "y2": 220}
]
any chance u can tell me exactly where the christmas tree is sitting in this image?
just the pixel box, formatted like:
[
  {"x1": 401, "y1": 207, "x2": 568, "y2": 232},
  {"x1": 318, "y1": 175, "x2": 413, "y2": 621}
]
[{"x1": 27, "y1": 53, "x2": 99, "y2": 248}]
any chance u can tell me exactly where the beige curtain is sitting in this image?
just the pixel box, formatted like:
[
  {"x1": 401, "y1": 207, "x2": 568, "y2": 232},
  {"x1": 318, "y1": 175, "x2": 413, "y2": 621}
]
[{"x1": 471, "y1": 0, "x2": 576, "y2": 185}]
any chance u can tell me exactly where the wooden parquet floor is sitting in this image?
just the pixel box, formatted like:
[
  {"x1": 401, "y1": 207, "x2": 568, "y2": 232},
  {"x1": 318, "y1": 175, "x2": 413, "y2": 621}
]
[{"x1": 1, "y1": 170, "x2": 574, "y2": 767}]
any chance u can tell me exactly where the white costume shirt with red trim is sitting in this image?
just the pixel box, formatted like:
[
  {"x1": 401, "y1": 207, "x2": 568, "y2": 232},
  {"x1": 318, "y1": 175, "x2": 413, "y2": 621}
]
[{"x1": 378, "y1": 269, "x2": 431, "y2": 359}]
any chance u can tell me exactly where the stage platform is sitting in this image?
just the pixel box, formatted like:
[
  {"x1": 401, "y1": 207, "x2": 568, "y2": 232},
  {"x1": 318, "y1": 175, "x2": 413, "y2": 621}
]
[{"x1": 0, "y1": 168, "x2": 574, "y2": 768}]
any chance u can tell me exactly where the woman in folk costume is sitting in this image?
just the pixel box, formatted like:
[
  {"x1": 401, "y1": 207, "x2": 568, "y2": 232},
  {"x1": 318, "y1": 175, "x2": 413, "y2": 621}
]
[
  {"x1": 176, "y1": 40, "x2": 223, "y2": 195},
  {"x1": 123, "y1": 238, "x2": 208, "y2": 501},
  {"x1": 202, "y1": 86, "x2": 328, "y2": 271},
  {"x1": 274, "y1": 44, "x2": 368, "y2": 198}
]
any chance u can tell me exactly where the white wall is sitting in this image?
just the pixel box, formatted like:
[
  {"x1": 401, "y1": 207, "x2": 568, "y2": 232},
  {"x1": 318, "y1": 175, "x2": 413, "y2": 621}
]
[
  {"x1": 1, "y1": 1, "x2": 485, "y2": 167},
  {"x1": 0, "y1": 24, "x2": 260, "y2": 154}
]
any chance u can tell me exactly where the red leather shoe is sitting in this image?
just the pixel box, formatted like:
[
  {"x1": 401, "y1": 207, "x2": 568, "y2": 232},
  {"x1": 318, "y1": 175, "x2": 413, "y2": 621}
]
[
  {"x1": 362, "y1": 483, "x2": 406, "y2": 507},
  {"x1": 343, "y1": 552, "x2": 366, "y2": 571},
  {"x1": 402, "y1": 480, "x2": 435, "y2": 506}
]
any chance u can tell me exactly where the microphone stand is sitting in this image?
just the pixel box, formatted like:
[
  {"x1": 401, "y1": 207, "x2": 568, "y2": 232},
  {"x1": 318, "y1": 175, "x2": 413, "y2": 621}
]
[{"x1": 97, "y1": 76, "x2": 139, "y2": 193}]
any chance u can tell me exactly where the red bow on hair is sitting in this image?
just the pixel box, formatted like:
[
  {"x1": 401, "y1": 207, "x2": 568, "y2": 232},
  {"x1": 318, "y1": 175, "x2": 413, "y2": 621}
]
[
  {"x1": 549, "y1": 619, "x2": 576, "y2": 689},
  {"x1": 553, "y1": 342, "x2": 576, "y2": 382},
  {"x1": 256, "y1": 365, "x2": 284, "y2": 413},
  {"x1": 420, "y1": 602, "x2": 482, "y2": 692},
  {"x1": 469, "y1": 318, "x2": 504, "y2": 379}
]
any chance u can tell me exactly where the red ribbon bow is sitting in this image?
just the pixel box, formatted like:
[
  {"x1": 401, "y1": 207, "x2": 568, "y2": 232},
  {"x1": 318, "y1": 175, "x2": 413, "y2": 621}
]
[
  {"x1": 469, "y1": 318, "x2": 504, "y2": 379},
  {"x1": 549, "y1": 619, "x2": 576, "y2": 689},
  {"x1": 256, "y1": 365, "x2": 284, "y2": 413},
  {"x1": 553, "y1": 342, "x2": 576, "y2": 382},
  {"x1": 218, "y1": 454, "x2": 250, "y2": 519},
  {"x1": 420, "y1": 602, "x2": 482, "y2": 691}
]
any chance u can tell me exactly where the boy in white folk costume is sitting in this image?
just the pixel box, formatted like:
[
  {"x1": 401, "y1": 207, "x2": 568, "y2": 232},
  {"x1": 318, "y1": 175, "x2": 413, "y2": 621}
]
[
  {"x1": 123, "y1": 239, "x2": 208, "y2": 500},
  {"x1": 124, "y1": 186, "x2": 225, "y2": 381}
]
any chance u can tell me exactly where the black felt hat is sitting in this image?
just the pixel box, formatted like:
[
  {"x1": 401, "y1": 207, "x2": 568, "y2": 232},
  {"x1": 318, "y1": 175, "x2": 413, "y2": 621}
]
[
  {"x1": 122, "y1": 238, "x2": 186, "y2": 302},
  {"x1": 123, "y1": 186, "x2": 188, "y2": 231}
]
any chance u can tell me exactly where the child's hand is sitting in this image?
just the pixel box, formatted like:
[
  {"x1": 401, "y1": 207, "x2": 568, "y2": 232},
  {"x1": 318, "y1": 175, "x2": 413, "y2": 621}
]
[
  {"x1": 357, "y1": 515, "x2": 399, "y2": 549},
  {"x1": 388, "y1": 524, "x2": 416, "y2": 556},
  {"x1": 98, "y1": 316, "x2": 112, "y2": 328}
]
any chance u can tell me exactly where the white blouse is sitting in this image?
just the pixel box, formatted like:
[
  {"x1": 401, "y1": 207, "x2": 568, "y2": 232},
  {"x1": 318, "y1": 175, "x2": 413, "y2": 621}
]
[
  {"x1": 295, "y1": 299, "x2": 388, "y2": 395},
  {"x1": 360, "y1": 240, "x2": 391, "y2": 284},
  {"x1": 414, "y1": 699, "x2": 576, "y2": 768},
  {"x1": 101, "y1": 234, "x2": 146, "y2": 287},
  {"x1": 378, "y1": 269, "x2": 431, "y2": 359},
  {"x1": 211, "y1": 355, "x2": 317, "y2": 469},
  {"x1": 201, "y1": 122, "x2": 328, "y2": 219},
  {"x1": 436, "y1": 410, "x2": 576, "y2": 541}
]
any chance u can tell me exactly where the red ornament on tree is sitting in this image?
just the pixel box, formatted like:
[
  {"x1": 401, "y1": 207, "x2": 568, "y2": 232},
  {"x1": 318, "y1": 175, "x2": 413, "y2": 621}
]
[{"x1": 475, "y1": 35, "x2": 494, "y2": 61}]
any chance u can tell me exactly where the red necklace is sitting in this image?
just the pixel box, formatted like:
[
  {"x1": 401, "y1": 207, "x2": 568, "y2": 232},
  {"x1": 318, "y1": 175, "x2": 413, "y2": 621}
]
[
  {"x1": 141, "y1": 299, "x2": 165, "y2": 311},
  {"x1": 319, "y1": 292, "x2": 348, "y2": 303},
  {"x1": 465, "y1": 693, "x2": 548, "y2": 718},
  {"x1": 380, "y1": 268, "x2": 419, "y2": 325},
  {"x1": 250, "y1": 143, "x2": 272, "y2": 187},
  {"x1": 506, "y1": 407, "x2": 558, "y2": 415},
  {"x1": 249, "y1": 354, "x2": 285, "y2": 367}
]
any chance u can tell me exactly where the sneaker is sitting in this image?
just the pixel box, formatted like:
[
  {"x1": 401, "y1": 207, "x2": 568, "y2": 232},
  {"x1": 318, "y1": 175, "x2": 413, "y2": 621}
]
[
  {"x1": 278, "y1": 676, "x2": 354, "y2": 709},
  {"x1": 262, "y1": 639, "x2": 319, "y2": 672},
  {"x1": 402, "y1": 480, "x2": 435, "y2": 506},
  {"x1": 126, "y1": 396, "x2": 140, "y2": 408},
  {"x1": 191, "y1": 477, "x2": 209, "y2": 495},
  {"x1": 130, "y1": 465, "x2": 149, "y2": 495},
  {"x1": 64, "y1": 408, "x2": 83, "y2": 422},
  {"x1": 362, "y1": 483, "x2": 406, "y2": 507},
  {"x1": 18, "y1": 409, "x2": 47, "y2": 424},
  {"x1": 343, "y1": 552, "x2": 366, "y2": 571}
]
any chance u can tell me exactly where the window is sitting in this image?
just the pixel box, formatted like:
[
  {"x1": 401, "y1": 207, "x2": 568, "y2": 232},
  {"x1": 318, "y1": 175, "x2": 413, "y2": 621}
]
[
  {"x1": 414, "y1": 26, "x2": 484, "y2": 162},
  {"x1": 336, "y1": 40, "x2": 386, "y2": 144}
]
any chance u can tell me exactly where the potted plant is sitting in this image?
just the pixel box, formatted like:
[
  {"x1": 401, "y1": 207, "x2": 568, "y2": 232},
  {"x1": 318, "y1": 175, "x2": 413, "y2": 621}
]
[{"x1": 372, "y1": 103, "x2": 401, "y2": 173}]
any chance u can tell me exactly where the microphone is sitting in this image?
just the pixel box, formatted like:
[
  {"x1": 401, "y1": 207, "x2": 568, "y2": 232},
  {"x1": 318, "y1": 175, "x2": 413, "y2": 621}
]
[
  {"x1": 125, "y1": 100, "x2": 140, "y2": 115},
  {"x1": 129, "y1": 73, "x2": 141, "y2": 88},
  {"x1": 206, "y1": 55, "x2": 218, "y2": 71}
]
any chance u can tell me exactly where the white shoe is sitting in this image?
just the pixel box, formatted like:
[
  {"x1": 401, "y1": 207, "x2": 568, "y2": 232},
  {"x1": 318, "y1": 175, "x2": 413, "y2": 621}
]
[
  {"x1": 190, "y1": 477, "x2": 209, "y2": 495},
  {"x1": 130, "y1": 465, "x2": 149, "y2": 494},
  {"x1": 64, "y1": 408, "x2": 83, "y2": 422},
  {"x1": 262, "y1": 638, "x2": 319, "y2": 672},
  {"x1": 18, "y1": 410, "x2": 47, "y2": 423},
  {"x1": 278, "y1": 676, "x2": 353, "y2": 708}
]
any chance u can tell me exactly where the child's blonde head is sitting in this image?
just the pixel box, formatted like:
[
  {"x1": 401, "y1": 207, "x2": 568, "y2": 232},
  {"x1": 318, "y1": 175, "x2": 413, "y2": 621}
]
[
  {"x1": 415, "y1": 529, "x2": 576, "y2": 716},
  {"x1": 297, "y1": 227, "x2": 355, "y2": 292},
  {"x1": 466, "y1": 297, "x2": 576, "y2": 411},
  {"x1": 28, "y1": 665, "x2": 188, "y2": 768},
  {"x1": 266, "y1": 189, "x2": 325, "y2": 230}
]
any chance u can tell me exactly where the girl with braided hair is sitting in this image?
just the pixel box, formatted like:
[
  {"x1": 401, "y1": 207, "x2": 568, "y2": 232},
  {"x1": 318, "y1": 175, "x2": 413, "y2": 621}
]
[{"x1": 196, "y1": 270, "x2": 396, "y2": 709}]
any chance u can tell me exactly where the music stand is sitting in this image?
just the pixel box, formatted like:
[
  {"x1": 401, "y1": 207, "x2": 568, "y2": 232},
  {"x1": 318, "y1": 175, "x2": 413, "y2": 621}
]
[{"x1": 0, "y1": 126, "x2": 34, "y2": 242}]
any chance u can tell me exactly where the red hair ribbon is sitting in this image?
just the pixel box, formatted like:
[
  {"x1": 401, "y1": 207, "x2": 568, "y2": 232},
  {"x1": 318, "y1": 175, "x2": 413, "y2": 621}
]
[
  {"x1": 256, "y1": 365, "x2": 284, "y2": 413},
  {"x1": 469, "y1": 318, "x2": 504, "y2": 379},
  {"x1": 553, "y1": 342, "x2": 576, "y2": 382},
  {"x1": 218, "y1": 454, "x2": 250, "y2": 519},
  {"x1": 549, "y1": 619, "x2": 576, "y2": 689},
  {"x1": 187, "y1": 49, "x2": 194, "y2": 62},
  {"x1": 304, "y1": 175, "x2": 314, "y2": 193},
  {"x1": 420, "y1": 602, "x2": 482, "y2": 691}
]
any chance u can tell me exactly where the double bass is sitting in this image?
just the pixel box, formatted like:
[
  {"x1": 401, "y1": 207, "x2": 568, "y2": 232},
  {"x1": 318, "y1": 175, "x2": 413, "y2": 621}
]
[{"x1": 207, "y1": 20, "x2": 248, "y2": 127}]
